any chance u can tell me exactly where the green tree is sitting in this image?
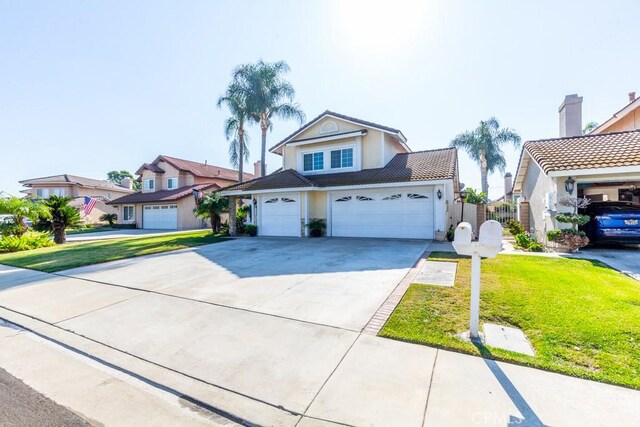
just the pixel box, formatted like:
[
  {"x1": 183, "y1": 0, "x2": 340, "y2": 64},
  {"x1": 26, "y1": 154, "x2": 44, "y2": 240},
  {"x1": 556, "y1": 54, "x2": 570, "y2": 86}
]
[
  {"x1": 99, "y1": 213, "x2": 118, "y2": 227},
  {"x1": 193, "y1": 192, "x2": 229, "y2": 233},
  {"x1": 583, "y1": 121, "x2": 599, "y2": 135},
  {"x1": 450, "y1": 117, "x2": 521, "y2": 195},
  {"x1": 107, "y1": 170, "x2": 141, "y2": 190},
  {"x1": 463, "y1": 188, "x2": 487, "y2": 204},
  {"x1": 0, "y1": 197, "x2": 47, "y2": 236},
  {"x1": 34, "y1": 196, "x2": 82, "y2": 244},
  {"x1": 234, "y1": 60, "x2": 305, "y2": 177},
  {"x1": 217, "y1": 80, "x2": 251, "y2": 182}
]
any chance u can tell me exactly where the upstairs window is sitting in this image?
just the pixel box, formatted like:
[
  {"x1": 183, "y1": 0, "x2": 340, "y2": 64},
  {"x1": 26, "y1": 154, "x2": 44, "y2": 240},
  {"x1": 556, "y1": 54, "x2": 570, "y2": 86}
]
[
  {"x1": 144, "y1": 179, "x2": 154, "y2": 190},
  {"x1": 303, "y1": 152, "x2": 324, "y2": 171},
  {"x1": 36, "y1": 188, "x2": 49, "y2": 198},
  {"x1": 330, "y1": 148, "x2": 354, "y2": 169},
  {"x1": 167, "y1": 177, "x2": 178, "y2": 189}
]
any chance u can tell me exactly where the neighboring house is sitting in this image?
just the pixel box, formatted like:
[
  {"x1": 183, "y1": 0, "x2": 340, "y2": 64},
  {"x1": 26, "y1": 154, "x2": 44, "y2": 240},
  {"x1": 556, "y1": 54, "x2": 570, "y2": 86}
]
[
  {"x1": 591, "y1": 92, "x2": 640, "y2": 134},
  {"x1": 19, "y1": 174, "x2": 135, "y2": 224},
  {"x1": 109, "y1": 155, "x2": 255, "y2": 230},
  {"x1": 221, "y1": 111, "x2": 459, "y2": 239},
  {"x1": 512, "y1": 93, "x2": 640, "y2": 241}
]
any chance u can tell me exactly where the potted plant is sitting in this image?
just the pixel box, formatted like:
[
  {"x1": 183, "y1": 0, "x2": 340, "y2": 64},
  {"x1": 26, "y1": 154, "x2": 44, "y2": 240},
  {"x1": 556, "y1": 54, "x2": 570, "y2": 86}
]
[
  {"x1": 307, "y1": 218, "x2": 326, "y2": 237},
  {"x1": 244, "y1": 224, "x2": 258, "y2": 237},
  {"x1": 434, "y1": 229, "x2": 446, "y2": 242},
  {"x1": 550, "y1": 196, "x2": 591, "y2": 252}
]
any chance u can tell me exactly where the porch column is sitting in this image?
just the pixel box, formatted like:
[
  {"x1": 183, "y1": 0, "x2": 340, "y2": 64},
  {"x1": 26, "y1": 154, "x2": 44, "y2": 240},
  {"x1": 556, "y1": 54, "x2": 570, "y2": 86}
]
[
  {"x1": 519, "y1": 199, "x2": 530, "y2": 233},
  {"x1": 229, "y1": 196, "x2": 237, "y2": 237}
]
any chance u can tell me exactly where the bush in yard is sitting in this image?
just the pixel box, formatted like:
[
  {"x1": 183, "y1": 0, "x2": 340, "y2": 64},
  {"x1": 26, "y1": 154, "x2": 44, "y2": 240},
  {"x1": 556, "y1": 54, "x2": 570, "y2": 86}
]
[
  {"x1": 507, "y1": 219, "x2": 524, "y2": 236},
  {"x1": 236, "y1": 204, "x2": 251, "y2": 234},
  {"x1": 514, "y1": 232, "x2": 543, "y2": 252},
  {"x1": 33, "y1": 196, "x2": 82, "y2": 244},
  {"x1": 244, "y1": 224, "x2": 258, "y2": 237},
  {"x1": 555, "y1": 213, "x2": 590, "y2": 227},
  {"x1": 547, "y1": 228, "x2": 589, "y2": 252},
  {"x1": 0, "y1": 231, "x2": 55, "y2": 253},
  {"x1": 464, "y1": 188, "x2": 487, "y2": 204},
  {"x1": 0, "y1": 197, "x2": 47, "y2": 236},
  {"x1": 99, "y1": 213, "x2": 117, "y2": 227}
]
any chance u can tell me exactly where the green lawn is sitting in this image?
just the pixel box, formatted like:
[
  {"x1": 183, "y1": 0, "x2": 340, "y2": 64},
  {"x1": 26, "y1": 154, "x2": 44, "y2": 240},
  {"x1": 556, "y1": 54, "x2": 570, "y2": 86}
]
[
  {"x1": 380, "y1": 252, "x2": 640, "y2": 389},
  {"x1": 0, "y1": 230, "x2": 227, "y2": 272},
  {"x1": 66, "y1": 227, "x2": 115, "y2": 235}
]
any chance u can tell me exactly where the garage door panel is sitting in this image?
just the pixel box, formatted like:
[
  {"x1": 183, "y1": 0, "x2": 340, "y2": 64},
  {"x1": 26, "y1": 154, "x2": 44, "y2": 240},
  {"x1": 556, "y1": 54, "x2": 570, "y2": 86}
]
[
  {"x1": 143, "y1": 205, "x2": 178, "y2": 230},
  {"x1": 331, "y1": 187, "x2": 434, "y2": 239},
  {"x1": 261, "y1": 193, "x2": 300, "y2": 237}
]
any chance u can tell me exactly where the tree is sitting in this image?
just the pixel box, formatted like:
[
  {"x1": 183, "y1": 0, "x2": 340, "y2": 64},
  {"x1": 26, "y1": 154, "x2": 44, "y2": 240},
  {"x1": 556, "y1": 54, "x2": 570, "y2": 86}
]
[
  {"x1": 583, "y1": 121, "x2": 599, "y2": 135},
  {"x1": 193, "y1": 192, "x2": 229, "y2": 233},
  {"x1": 217, "y1": 81, "x2": 251, "y2": 182},
  {"x1": 450, "y1": 118, "x2": 521, "y2": 195},
  {"x1": 463, "y1": 188, "x2": 487, "y2": 204},
  {"x1": 0, "y1": 197, "x2": 47, "y2": 236},
  {"x1": 107, "y1": 170, "x2": 141, "y2": 190},
  {"x1": 34, "y1": 196, "x2": 82, "y2": 244},
  {"x1": 99, "y1": 213, "x2": 118, "y2": 227},
  {"x1": 234, "y1": 60, "x2": 305, "y2": 177}
]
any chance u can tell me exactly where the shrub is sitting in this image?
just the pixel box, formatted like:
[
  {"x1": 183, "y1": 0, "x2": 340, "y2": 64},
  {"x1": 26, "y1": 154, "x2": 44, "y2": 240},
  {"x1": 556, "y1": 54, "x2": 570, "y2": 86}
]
[
  {"x1": 446, "y1": 225, "x2": 455, "y2": 242},
  {"x1": 219, "y1": 221, "x2": 230, "y2": 236},
  {"x1": 0, "y1": 231, "x2": 55, "y2": 253},
  {"x1": 555, "y1": 213, "x2": 590, "y2": 227},
  {"x1": 514, "y1": 232, "x2": 544, "y2": 252},
  {"x1": 507, "y1": 219, "x2": 524, "y2": 236},
  {"x1": 236, "y1": 204, "x2": 251, "y2": 234},
  {"x1": 244, "y1": 224, "x2": 258, "y2": 237},
  {"x1": 99, "y1": 213, "x2": 118, "y2": 227},
  {"x1": 464, "y1": 188, "x2": 487, "y2": 204},
  {"x1": 547, "y1": 228, "x2": 589, "y2": 252},
  {"x1": 307, "y1": 218, "x2": 326, "y2": 237}
]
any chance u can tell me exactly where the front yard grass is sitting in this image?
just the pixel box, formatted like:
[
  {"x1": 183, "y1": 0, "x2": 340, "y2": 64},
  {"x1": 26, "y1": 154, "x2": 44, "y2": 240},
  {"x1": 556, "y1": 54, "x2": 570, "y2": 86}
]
[
  {"x1": 0, "y1": 230, "x2": 226, "y2": 273},
  {"x1": 380, "y1": 252, "x2": 640, "y2": 389}
]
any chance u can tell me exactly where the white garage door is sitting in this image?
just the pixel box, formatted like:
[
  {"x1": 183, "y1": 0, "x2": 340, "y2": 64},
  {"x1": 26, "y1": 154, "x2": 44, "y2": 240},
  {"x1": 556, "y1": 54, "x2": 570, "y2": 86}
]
[
  {"x1": 260, "y1": 193, "x2": 300, "y2": 237},
  {"x1": 331, "y1": 187, "x2": 434, "y2": 239},
  {"x1": 143, "y1": 204, "x2": 178, "y2": 229}
]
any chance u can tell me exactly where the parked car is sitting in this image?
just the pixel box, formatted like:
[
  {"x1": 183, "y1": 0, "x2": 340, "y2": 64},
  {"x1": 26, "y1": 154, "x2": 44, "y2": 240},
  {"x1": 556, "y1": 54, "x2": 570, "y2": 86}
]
[
  {"x1": 582, "y1": 201, "x2": 640, "y2": 245},
  {"x1": 0, "y1": 214, "x2": 32, "y2": 228}
]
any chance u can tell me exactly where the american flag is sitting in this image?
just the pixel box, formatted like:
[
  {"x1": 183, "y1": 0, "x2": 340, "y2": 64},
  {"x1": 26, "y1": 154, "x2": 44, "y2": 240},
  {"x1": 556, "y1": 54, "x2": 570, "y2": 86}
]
[{"x1": 84, "y1": 196, "x2": 98, "y2": 215}]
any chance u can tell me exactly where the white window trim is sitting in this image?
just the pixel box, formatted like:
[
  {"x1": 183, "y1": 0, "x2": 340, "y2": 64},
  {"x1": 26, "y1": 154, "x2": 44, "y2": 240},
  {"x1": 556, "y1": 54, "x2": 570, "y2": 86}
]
[
  {"x1": 123, "y1": 205, "x2": 135, "y2": 221},
  {"x1": 167, "y1": 177, "x2": 178, "y2": 189},
  {"x1": 329, "y1": 147, "x2": 355, "y2": 170},
  {"x1": 144, "y1": 179, "x2": 155, "y2": 190},
  {"x1": 297, "y1": 139, "x2": 360, "y2": 175}
]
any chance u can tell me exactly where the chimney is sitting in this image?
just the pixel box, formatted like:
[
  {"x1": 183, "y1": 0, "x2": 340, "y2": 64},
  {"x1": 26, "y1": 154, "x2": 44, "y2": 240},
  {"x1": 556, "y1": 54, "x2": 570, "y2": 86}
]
[
  {"x1": 629, "y1": 92, "x2": 637, "y2": 103},
  {"x1": 204, "y1": 160, "x2": 208, "y2": 166},
  {"x1": 254, "y1": 161, "x2": 262, "y2": 177},
  {"x1": 504, "y1": 172, "x2": 513, "y2": 200},
  {"x1": 558, "y1": 94, "x2": 583, "y2": 137},
  {"x1": 121, "y1": 177, "x2": 133, "y2": 190}
]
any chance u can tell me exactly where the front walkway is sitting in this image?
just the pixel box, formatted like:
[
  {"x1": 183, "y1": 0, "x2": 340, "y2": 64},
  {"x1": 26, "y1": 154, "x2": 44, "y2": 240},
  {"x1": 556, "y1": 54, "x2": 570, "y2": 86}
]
[{"x1": 0, "y1": 239, "x2": 639, "y2": 426}]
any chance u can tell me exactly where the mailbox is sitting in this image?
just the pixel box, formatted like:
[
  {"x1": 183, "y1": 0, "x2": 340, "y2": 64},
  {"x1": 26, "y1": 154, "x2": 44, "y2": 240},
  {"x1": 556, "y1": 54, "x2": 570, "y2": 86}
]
[
  {"x1": 478, "y1": 220, "x2": 503, "y2": 258},
  {"x1": 452, "y1": 222, "x2": 473, "y2": 255}
]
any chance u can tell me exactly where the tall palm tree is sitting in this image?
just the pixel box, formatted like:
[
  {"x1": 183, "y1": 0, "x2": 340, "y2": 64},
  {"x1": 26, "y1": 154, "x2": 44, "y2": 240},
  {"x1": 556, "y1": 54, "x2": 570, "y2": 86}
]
[
  {"x1": 450, "y1": 117, "x2": 521, "y2": 196},
  {"x1": 217, "y1": 81, "x2": 251, "y2": 182},
  {"x1": 234, "y1": 60, "x2": 305, "y2": 177}
]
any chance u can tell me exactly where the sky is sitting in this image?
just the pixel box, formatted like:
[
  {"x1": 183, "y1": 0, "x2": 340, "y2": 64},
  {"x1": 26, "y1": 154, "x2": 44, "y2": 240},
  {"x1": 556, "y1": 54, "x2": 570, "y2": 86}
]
[{"x1": 1, "y1": 0, "x2": 639, "y2": 199}]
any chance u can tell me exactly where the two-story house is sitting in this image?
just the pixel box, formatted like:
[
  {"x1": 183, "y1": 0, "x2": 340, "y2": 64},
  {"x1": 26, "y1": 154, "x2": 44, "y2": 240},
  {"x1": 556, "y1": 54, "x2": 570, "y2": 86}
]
[
  {"x1": 19, "y1": 174, "x2": 135, "y2": 224},
  {"x1": 109, "y1": 155, "x2": 255, "y2": 230},
  {"x1": 221, "y1": 111, "x2": 459, "y2": 239}
]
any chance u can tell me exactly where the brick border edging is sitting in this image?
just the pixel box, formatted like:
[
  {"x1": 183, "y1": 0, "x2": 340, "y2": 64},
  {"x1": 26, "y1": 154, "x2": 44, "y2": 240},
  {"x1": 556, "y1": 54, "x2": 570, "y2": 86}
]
[{"x1": 362, "y1": 250, "x2": 431, "y2": 335}]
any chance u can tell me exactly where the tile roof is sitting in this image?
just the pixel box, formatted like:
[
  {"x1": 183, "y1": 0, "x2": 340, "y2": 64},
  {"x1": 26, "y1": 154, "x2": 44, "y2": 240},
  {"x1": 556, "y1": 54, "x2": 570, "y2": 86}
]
[
  {"x1": 108, "y1": 183, "x2": 219, "y2": 204},
  {"x1": 136, "y1": 163, "x2": 165, "y2": 174},
  {"x1": 19, "y1": 174, "x2": 134, "y2": 192},
  {"x1": 524, "y1": 129, "x2": 640, "y2": 174},
  {"x1": 223, "y1": 148, "x2": 457, "y2": 192},
  {"x1": 147, "y1": 155, "x2": 254, "y2": 182},
  {"x1": 270, "y1": 110, "x2": 405, "y2": 152}
]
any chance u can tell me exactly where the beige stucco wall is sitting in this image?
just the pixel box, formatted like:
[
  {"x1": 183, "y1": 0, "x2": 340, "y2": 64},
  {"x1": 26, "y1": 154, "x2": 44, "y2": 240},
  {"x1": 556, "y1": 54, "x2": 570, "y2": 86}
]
[
  {"x1": 309, "y1": 191, "x2": 327, "y2": 219},
  {"x1": 28, "y1": 184, "x2": 130, "y2": 200},
  {"x1": 520, "y1": 160, "x2": 555, "y2": 241},
  {"x1": 597, "y1": 107, "x2": 640, "y2": 133},
  {"x1": 117, "y1": 197, "x2": 207, "y2": 230},
  {"x1": 383, "y1": 134, "x2": 404, "y2": 166}
]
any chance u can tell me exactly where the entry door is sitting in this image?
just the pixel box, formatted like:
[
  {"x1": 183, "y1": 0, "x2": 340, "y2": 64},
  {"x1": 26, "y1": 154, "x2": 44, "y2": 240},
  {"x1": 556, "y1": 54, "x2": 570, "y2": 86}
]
[
  {"x1": 260, "y1": 193, "x2": 300, "y2": 237},
  {"x1": 331, "y1": 187, "x2": 434, "y2": 239},
  {"x1": 143, "y1": 205, "x2": 178, "y2": 229}
]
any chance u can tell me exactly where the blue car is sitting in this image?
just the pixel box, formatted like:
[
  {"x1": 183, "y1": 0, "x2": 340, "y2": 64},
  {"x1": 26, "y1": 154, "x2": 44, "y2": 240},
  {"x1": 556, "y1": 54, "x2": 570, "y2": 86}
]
[{"x1": 582, "y1": 202, "x2": 640, "y2": 245}]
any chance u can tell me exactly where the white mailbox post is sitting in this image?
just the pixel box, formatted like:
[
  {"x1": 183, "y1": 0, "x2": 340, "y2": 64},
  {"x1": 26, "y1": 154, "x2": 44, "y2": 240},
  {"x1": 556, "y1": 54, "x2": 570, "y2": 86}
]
[{"x1": 452, "y1": 220, "x2": 502, "y2": 339}]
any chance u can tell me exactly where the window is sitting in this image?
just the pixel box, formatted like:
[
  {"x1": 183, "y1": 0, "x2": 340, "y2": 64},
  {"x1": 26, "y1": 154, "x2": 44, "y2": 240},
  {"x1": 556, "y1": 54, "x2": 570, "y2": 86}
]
[
  {"x1": 407, "y1": 193, "x2": 428, "y2": 199},
  {"x1": 330, "y1": 148, "x2": 354, "y2": 169},
  {"x1": 335, "y1": 196, "x2": 352, "y2": 202},
  {"x1": 303, "y1": 152, "x2": 324, "y2": 171},
  {"x1": 265, "y1": 198, "x2": 278, "y2": 204},
  {"x1": 36, "y1": 188, "x2": 49, "y2": 198},
  {"x1": 144, "y1": 179, "x2": 154, "y2": 190},
  {"x1": 167, "y1": 177, "x2": 178, "y2": 189},
  {"x1": 123, "y1": 205, "x2": 134, "y2": 221},
  {"x1": 356, "y1": 195, "x2": 373, "y2": 201},
  {"x1": 319, "y1": 120, "x2": 339, "y2": 134},
  {"x1": 50, "y1": 188, "x2": 65, "y2": 197},
  {"x1": 281, "y1": 197, "x2": 296, "y2": 203},
  {"x1": 382, "y1": 194, "x2": 402, "y2": 200}
]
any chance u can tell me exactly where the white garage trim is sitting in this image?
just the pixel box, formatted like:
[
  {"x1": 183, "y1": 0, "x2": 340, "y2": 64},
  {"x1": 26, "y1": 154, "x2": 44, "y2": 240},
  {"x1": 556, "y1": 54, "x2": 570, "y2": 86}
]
[
  {"x1": 259, "y1": 193, "x2": 301, "y2": 237},
  {"x1": 330, "y1": 186, "x2": 434, "y2": 239},
  {"x1": 143, "y1": 204, "x2": 178, "y2": 230}
]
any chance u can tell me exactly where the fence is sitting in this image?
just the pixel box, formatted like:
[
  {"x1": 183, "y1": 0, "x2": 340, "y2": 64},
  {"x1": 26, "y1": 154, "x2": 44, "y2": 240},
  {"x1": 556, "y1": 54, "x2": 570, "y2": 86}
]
[
  {"x1": 486, "y1": 202, "x2": 518, "y2": 227},
  {"x1": 453, "y1": 202, "x2": 478, "y2": 234}
]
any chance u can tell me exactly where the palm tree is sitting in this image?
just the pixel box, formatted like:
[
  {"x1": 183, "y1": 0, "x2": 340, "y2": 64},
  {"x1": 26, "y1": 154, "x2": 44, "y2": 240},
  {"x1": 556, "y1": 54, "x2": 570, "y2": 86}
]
[
  {"x1": 33, "y1": 196, "x2": 82, "y2": 244},
  {"x1": 450, "y1": 118, "x2": 521, "y2": 196},
  {"x1": 234, "y1": 60, "x2": 305, "y2": 177},
  {"x1": 193, "y1": 192, "x2": 229, "y2": 233},
  {"x1": 99, "y1": 213, "x2": 118, "y2": 227},
  {"x1": 583, "y1": 121, "x2": 599, "y2": 135},
  {"x1": 217, "y1": 81, "x2": 251, "y2": 182}
]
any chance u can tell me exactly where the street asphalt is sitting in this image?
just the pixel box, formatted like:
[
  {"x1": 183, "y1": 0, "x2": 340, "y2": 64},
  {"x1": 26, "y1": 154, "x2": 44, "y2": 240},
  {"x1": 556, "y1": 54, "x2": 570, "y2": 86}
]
[{"x1": 0, "y1": 367, "x2": 89, "y2": 427}]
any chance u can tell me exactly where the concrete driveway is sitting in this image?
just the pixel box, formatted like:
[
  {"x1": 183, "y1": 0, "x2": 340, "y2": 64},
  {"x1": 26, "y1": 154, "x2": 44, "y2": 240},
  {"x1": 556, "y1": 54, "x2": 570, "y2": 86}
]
[
  {"x1": 1, "y1": 238, "x2": 639, "y2": 426},
  {"x1": 576, "y1": 245, "x2": 640, "y2": 280}
]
